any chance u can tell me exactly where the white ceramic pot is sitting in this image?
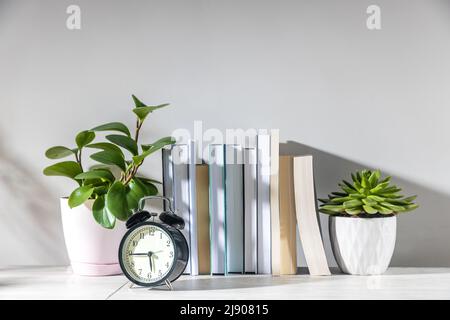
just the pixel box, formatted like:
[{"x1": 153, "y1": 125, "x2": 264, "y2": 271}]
[
  {"x1": 329, "y1": 216, "x2": 396, "y2": 275},
  {"x1": 60, "y1": 198, "x2": 127, "y2": 276}
]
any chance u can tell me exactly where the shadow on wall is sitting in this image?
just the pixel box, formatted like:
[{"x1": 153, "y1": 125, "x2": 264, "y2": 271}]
[
  {"x1": 0, "y1": 131, "x2": 68, "y2": 266},
  {"x1": 281, "y1": 141, "x2": 450, "y2": 267}
]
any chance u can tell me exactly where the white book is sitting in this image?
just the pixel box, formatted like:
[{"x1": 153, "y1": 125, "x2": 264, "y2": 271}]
[
  {"x1": 208, "y1": 144, "x2": 226, "y2": 275},
  {"x1": 257, "y1": 132, "x2": 271, "y2": 274},
  {"x1": 270, "y1": 130, "x2": 281, "y2": 276},
  {"x1": 225, "y1": 144, "x2": 244, "y2": 274},
  {"x1": 293, "y1": 155, "x2": 331, "y2": 276},
  {"x1": 172, "y1": 144, "x2": 191, "y2": 274},
  {"x1": 244, "y1": 147, "x2": 257, "y2": 273},
  {"x1": 188, "y1": 140, "x2": 199, "y2": 276},
  {"x1": 161, "y1": 148, "x2": 173, "y2": 210}
]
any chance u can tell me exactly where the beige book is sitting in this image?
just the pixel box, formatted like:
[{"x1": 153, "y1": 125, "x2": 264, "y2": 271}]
[
  {"x1": 279, "y1": 156, "x2": 298, "y2": 275},
  {"x1": 270, "y1": 130, "x2": 281, "y2": 276},
  {"x1": 196, "y1": 164, "x2": 211, "y2": 275},
  {"x1": 293, "y1": 156, "x2": 331, "y2": 276}
]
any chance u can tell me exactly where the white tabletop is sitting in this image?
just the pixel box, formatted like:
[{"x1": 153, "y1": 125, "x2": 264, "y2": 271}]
[{"x1": 1, "y1": 267, "x2": 449, "y2": 300}]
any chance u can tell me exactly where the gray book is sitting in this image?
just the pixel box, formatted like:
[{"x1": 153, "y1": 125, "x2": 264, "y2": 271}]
[
  {"x1": 208, "y1": 144, "x2": 226, "y2": 275},
  {"x1": 257, "y1": 132, "x2": 271, "y2": 274},
  {"x1": 162, "y1": 148, "x2": 174, "y2": 209},
  {"x1": 225, "y1": 145, "x2": 244, "y2": 274},
  {"x1": 244, "y1": 147, "x2": 257, "y2": 273},
  {"x1": 188, "y1": 140, "x2": 199, "y2": 276},
  {"x1": 172, "y1": 144, "x2": 191, "y2": 274}
]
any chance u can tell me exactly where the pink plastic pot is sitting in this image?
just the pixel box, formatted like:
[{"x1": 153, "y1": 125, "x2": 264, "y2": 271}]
[{"x1": 60, "y1": 198, "x2": 127, "y2": 276}]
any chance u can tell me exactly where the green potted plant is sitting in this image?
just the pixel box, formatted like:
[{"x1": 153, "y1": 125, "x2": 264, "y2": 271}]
[
  {"x1": 43, "y1": 95, "x2": 175, "y2": 276},
  {"x1": 319, "y1": 169, "x2": 418, "y2": 275}
]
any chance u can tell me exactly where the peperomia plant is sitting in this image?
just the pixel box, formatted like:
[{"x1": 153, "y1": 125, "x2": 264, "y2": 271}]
[
  {"x1": 319, "y1": 169, "x2": 418, "y2": 217},
  {"x1": 43, "y1": 95, "x2": 175, "y2": 229}
]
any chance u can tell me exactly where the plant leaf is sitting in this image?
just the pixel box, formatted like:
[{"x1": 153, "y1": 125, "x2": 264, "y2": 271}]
[
  {"x1": 403, "y1": 195, "x2": 417, "y2": 203},
  {"x1": 343, "y1": 199, "x2": 363, "y2": 209},
  {"x1": 135, "y1": 176, "x2": 162, "y2": 185},
  {"x1": 68, "y1": 185, "x2": 94, "y2": 208},
  {"x1": 378, "y1": 186, "x2": 402, "y2": 194},
  {"x1": 370, "y1": 182, "x2": 390, "y2": 193},
  {"x1": 91, "y1": 150, "x2": 126, "y2": 171},
  {"x1": 92, "y1": 195, "x2": 116, "y2": 229},
  {"x1": 349, "y1": 194, "x2": 365, "y2": 199},
  {"x1": 75, "y1": 131, "x2": 95, "y2": 149},
  {"x1": 342, "y1": 180, "x2": 356, "y2": 191},
  {"x1": 43, "y1": 161, "x2": 82, "y2": 180},
  {"x1": 362, "y1": 198, "x2": 378, "y2": 206},
  {"x1": 330, "y1": 196, "x2": 353, "y2": 204},
  {"x1": 340, "y1": 185, "x2": 358, "y2": 194},
  {"x1": 105, "y1": 181, "x2": 129, "y2": 221},
  {"x1": 368, "y1": 170, "x2": 381, "y2": 188},
  {"x1": 319, "y1": 209, "x2": 339, "y2": 215},
  {"x1": 381, "y1": 202, "x2": 406, "y2": 213},
  {"x1": 373, "y1": 204, "x2": 393, "y2": 214},
  {"x1": 133, "y1": 136, "x2": 176, "y2": 164},
  {"x1": 85, "y1": 142, "x2": 124, "y2": 157},
  {"x1": 45, "y1": 146, "x2": 76, "y2": 159},
  {"x1": 132, "y1": 104, "x2": 170, "y2": 121},
  {"x1": 361, "y1": 173, "x2": 369, "y2": 189},
  {"x1": 345, "y1": 208, "x2": 362, "y2": 215},
  {"x1": 320, "y1": 205, "x2": 344, "y2": 213},
  {"x1": 331, "y1": 192, "x2": 347, "y2": 197},
  {"x1": 367, "y1": 195, "x2": 386, "y2": 202},
  {"x1": 363, "y1": 205, "x2": 378, "y2": 214},
  {"x1": 91, "y1": 122, "x2": 131, "y2": 137},
  {"x1": 75, "y1": 169, "x2": 115, "y2": 182},
  {"x1": 402, "y1": 203, "x2": 419, "y2": 212},
  {"x1": 132, "y1": 94, "x2": 147, "y2": 108},
  {"x1": 135, "y1": 177, "x2": 158, "y2": 195},
  {"x1": 125, "y1": 178, "x2": 148, "y2": 211},
  {"x1": 106, "y1": 134, "x2": 138, "y2": 156}
]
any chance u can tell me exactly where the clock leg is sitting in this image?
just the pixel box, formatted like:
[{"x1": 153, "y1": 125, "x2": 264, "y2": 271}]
[{"x1": 164, "y1": 279, "x2": 173, "y2": 291}]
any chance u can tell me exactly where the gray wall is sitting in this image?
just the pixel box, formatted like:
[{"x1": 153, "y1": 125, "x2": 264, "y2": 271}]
[{"x1": 1, "y1": 0, "x2": 449, "y2": 267}]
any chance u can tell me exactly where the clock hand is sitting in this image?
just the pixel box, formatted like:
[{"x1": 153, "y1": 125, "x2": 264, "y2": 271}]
[
  {"x1": 148, "y1": 251, "x2": 154, "y2": 272},
  {"x1": 129, "y1": 253, "x2": 149, "y2": 256}
]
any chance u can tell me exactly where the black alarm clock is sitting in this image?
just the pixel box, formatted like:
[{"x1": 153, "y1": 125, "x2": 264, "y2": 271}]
[{"x1": 118, "y1": 196, "x2": 189, "y2": 288}]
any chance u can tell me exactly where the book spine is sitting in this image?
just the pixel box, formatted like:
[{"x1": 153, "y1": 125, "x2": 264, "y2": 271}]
[
  {"x1": 162, "y1": 148, "x2": 173, "y2": 210},
  {"x1": 257, "y1": 133, "x2": 271, "y2": 274},
  {"x1": 188, "y1": 140, "x2": 199, "y2": 276},
  {"x1": 293, "y1": 155, "x2": 331, "y2": 276},
  {"x1": 172, "y1": 144, "x2": 191, "y2": 274},
  {"x1": 279, "y1": 155, "x2": 298, "y2": 275},
  {"x1": 208, "y1": 144, "x2": 226, "y2": 275},
  {"x1": 196, "y1": 165, "x2": 211, "y2": 275},
  {"x1": 244, "y1": 147, "x2": 257, "y2": 273},
  {"x1": 225, "y1": 145, "x2": 244, "y2": 274},
  {"x1": 270, "y1": 130, "x2": 281, "y2": 276}
]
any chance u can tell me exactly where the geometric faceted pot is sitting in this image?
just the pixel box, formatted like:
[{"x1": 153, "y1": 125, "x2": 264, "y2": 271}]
[
  {"x1": 329, "y1": 215, "x2": 396, "y2": 275},
  {"x1": 60, "y1": 198, "x2": 127, "y2": 276}
]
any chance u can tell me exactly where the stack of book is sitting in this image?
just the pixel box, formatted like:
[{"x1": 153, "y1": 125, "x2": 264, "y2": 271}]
[{"x1": 161, "y1": 131, "x2": 330, "y2": 276}]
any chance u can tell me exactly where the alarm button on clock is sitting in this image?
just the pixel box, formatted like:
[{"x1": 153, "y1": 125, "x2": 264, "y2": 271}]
[{"x1": 125, "y1": 210, "x2": 151, "y2": 229}]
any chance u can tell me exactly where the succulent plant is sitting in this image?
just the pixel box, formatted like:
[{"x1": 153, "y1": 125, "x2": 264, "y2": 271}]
[{"x1": 319, "y1": 170, "x2": 418, "y2": 217}]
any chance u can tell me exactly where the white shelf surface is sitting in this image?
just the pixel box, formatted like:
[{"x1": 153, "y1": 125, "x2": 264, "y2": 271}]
[{"x1": 1, "y1": 267, "x2": 450, "y2": 300}]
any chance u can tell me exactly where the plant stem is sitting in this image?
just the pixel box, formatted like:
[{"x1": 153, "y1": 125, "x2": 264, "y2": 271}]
[
  {"x1": 123, "y1": 118, "x2": 144, "y2": 185},
  {"x1": 75, "y1": 149, "x2": 84, "y2": 172},
  {"x1": 122, "y1": 163, "x2": 142, "y2": 185},
  {"x1": 134, "y1": 119, "x2": 142, "y2": 143}
]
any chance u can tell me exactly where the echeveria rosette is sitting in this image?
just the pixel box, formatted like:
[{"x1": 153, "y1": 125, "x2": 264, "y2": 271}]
[
  {"x1": 319, "y1": 169, "x2": 418, "y2": 217},
  {"x1": 43, "y1": 94, "x2": 175, "y2": 228}
]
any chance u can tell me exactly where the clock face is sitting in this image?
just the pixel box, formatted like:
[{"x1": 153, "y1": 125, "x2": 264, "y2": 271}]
[{"x1": 121, "y1": 223, "x2": 176, "y2": 284}]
